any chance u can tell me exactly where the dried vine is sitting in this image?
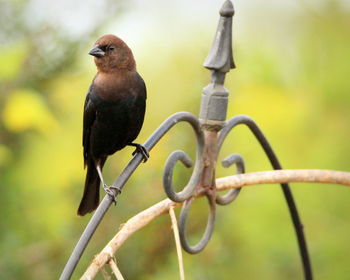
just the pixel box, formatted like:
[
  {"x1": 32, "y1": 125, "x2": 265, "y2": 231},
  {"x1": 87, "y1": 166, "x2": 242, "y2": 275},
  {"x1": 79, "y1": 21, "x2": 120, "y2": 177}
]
[{"x1": 81, "y1": 169, "x2": 350, "y2": 279}]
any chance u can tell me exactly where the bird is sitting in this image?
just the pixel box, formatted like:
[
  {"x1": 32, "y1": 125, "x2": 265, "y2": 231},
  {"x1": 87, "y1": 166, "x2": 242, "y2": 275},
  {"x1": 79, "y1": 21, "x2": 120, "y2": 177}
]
[{"x1": 78, "y1": 34, "x2": 148, "y2": 216}]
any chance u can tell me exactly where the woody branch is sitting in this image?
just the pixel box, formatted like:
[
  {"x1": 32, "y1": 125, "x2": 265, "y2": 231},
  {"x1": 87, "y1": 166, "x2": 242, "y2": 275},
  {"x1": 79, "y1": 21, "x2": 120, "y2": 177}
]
[{"x1": 81, "y1": 168, "x2": 350, "y2": 279}]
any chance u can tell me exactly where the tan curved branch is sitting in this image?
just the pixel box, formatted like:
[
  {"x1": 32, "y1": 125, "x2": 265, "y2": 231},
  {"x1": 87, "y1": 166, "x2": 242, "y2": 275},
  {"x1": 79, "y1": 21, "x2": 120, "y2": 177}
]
[
  {"x1": 80, "y1": 169, "x2": 350, "y2": 279},
  {"x1": 215, "y1": 169, "x2": 350, "y2": 190}
]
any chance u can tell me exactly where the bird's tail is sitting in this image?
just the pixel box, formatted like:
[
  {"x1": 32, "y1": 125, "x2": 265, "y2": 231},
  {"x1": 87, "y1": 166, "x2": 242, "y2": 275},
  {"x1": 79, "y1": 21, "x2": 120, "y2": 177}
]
[{"x1": 77, "y1": 160, "x2": 102, "y2": 216}]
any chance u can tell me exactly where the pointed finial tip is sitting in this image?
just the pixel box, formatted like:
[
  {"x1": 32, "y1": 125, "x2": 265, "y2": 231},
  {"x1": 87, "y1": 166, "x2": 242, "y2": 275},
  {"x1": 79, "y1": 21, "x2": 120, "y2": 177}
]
[{"x1": 220, "y1": 0, "x2": 234, "y2": 17}]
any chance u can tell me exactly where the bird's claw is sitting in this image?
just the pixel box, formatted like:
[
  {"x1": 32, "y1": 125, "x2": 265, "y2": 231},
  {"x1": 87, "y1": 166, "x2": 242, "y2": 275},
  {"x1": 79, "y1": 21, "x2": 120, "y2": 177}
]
[
  {"x1": 131, "y1": 143, "x2": 149, "y2": 163},
  {"x1": 102, "y1": 184, "x2": 121, "y2": 205}
]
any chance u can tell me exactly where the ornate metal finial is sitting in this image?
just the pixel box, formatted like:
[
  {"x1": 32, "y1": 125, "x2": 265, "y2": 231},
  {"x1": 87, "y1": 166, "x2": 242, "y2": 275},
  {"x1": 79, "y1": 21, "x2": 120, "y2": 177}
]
[
  {"x1": 199, "y1": 0, "x2": 235, "y2": 130},
  {"x1": 203, "y1": 0, "x2": 235, "y2": 73}
]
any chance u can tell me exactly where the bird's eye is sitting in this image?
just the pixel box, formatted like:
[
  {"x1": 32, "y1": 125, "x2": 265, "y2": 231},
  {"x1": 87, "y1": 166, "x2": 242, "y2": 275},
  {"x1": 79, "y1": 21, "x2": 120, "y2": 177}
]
[
  {"x1": 99, "y1": 45, "x2": 107, "y2": 52},
  {"x1": 108, "y1": 45, "x2": 116, "y2": 51}
]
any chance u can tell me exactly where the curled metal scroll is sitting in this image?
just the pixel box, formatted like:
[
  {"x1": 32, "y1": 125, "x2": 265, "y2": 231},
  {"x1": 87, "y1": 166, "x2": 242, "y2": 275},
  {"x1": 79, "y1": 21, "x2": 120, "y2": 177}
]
[
  {"x1": 216, "y1": 153, "x2": 245, "y2": 205},
  {"x1": 162, "y1": 121, "x2": 204, "y2": 202},
  {"x1": 161, "y1": 113, "x2": 211, "y2": 253},
  {"x1": 178, "y1": 193, "x2": 216, "y2": 254}
]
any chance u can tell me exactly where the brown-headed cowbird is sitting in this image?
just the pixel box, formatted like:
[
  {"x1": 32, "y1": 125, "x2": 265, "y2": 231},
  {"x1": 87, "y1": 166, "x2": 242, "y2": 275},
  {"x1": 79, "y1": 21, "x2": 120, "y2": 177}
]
[{"x1": 78, "y1": 34, "x2": 148, "y2": 216}]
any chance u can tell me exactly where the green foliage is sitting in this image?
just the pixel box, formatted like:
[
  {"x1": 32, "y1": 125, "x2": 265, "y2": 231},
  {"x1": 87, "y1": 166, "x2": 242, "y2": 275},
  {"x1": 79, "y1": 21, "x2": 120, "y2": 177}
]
[{"x1": 1, "y1": 0, "x2": 350, "y2": 279}]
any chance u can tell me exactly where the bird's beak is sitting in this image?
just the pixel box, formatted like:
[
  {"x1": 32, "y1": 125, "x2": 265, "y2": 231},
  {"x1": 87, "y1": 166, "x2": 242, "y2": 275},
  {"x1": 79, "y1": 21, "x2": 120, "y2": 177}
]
[{"x1": 89, "y1": 46, "x2": 105, "y2": 58}]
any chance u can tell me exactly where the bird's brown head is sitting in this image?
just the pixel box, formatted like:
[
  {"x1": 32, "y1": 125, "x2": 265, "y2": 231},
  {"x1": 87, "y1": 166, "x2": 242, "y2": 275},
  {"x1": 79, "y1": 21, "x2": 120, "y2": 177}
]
[{"x1": 89, "y1": 34, "x2": 136, "y2": 73}]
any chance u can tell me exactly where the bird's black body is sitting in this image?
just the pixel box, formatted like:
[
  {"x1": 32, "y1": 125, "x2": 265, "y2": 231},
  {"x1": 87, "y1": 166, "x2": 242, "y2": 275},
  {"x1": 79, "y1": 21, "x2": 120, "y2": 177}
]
[
  {"x1": 84, "y1": 76, "x2": 146, "y2": 160},
  {"x1": 78, "y1": 34, "x2": 147, "y2": 216}
]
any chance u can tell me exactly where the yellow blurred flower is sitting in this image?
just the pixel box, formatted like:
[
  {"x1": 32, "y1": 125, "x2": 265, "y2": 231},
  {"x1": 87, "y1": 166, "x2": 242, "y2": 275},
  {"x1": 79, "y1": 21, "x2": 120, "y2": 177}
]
[{"x1": 2, "y1": 89, "x2": 58, "y2": 133}]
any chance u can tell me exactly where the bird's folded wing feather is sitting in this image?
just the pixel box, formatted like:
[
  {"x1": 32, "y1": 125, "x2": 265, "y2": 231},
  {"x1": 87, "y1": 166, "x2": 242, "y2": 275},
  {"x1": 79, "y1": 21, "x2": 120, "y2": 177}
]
[{"x1": 83, "y1": 88, "x2": 96, "y2": 167}]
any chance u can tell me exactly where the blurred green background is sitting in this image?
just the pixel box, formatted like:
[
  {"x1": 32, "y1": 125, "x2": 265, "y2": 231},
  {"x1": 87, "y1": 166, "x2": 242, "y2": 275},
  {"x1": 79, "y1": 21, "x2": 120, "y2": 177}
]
[{"x1": 0, "y1": 0, "x2": 349, "y2": 279}]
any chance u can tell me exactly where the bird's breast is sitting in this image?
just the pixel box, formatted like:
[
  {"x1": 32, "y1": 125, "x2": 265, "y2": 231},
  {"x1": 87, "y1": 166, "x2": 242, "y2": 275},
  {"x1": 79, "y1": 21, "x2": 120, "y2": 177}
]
[{"x1": 92, "y1": 71, "x2": 140, "y2": 102}]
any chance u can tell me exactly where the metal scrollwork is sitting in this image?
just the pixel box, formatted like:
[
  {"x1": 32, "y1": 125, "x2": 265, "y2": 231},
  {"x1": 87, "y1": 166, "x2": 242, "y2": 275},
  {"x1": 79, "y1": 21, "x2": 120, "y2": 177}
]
[
  {"x1": 162, "y1": 119, "x2": 204, "y2": 202},
  {"x1": 178, "y1": 193, "x2": 216, "y2": 254},
  {"x1": 160, "y1": 2, "x2": 312, "y2": 279},
  {"x1": 214, "y1": 116, "x2": 248, "y2": 206},
  {"x1": 216, "y1": 153, "x2": 245, "y2": 205},
  {"x1": 161, "y1": 0, "x2": 237, "y2": 255}
]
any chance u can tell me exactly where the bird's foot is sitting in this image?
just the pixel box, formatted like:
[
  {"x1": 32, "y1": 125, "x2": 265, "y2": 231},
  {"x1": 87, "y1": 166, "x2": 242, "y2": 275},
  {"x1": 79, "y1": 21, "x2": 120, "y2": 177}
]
[
  {"x1": 129, "y1": 143, "x2": 149, "y2": 162},
  {"x1": 102, "y1": 184, "x2": 121, "y2": 205}
]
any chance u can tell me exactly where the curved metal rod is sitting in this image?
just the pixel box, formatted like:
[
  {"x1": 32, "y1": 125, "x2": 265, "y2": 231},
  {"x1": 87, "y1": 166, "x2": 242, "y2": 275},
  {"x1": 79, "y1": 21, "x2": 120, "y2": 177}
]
[
  {"x1": 178, "y1": 193, "x2": 216, "y2": 254},
  {"x1": 216, "y1": 153, "x2": 245, "y2": 205},
  {"x1": 163, "y1": 151, "x2": 194, "y2": 202},
  {"x1": 59, "y1": 111, "x2": 203, "y2": 280},
  {"x1": 163, "y1": 126, "x2": 204, "y2": 202},
  {"x1": 220, "y1": 114, "x2": 312, "y2": 280}
]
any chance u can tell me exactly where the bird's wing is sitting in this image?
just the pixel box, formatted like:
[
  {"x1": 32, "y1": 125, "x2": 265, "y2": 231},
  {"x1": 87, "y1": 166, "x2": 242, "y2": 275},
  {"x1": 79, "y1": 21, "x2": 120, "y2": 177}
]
[
  {"x1": 125, "y1": 74, "x2": 147, "y2": 143},
  {"x1": 83, "y1": 87, "x2": 96, "y2": 167}
]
